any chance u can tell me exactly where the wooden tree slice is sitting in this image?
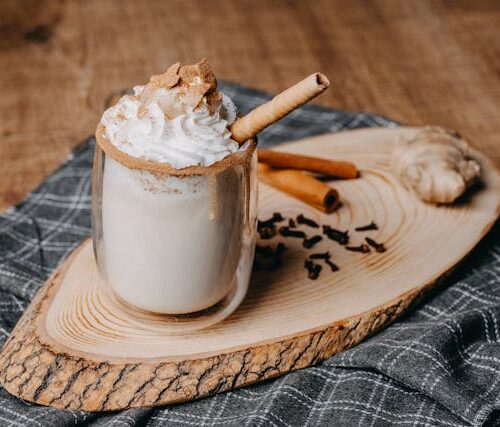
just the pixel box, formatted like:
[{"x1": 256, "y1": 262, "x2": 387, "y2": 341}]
[{"x1": 0, "y1": 127, "x2": 499, "y2": 411}]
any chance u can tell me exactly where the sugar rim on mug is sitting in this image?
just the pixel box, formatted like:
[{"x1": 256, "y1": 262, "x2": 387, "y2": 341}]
[{"x1": 95, "y1": 122, "x2": 257, "y2": 177}]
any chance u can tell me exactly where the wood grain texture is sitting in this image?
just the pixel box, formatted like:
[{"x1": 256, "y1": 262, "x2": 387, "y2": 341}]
[
  {"x1": 0, "y1": 128, "x2": 499, "y2": 411},
  {"x1": 1, "y1": 0, "x2": 500, "y2": 211}
]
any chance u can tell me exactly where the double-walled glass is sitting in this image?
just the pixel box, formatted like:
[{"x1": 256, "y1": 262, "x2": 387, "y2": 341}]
[{"x1": 92, "y1": 124, "x2": 258, "y2": 315}]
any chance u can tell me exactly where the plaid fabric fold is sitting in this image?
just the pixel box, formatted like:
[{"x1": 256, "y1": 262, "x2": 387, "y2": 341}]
[{"x1": 0, "y1": 82, "x2": 498, "y2": 426}]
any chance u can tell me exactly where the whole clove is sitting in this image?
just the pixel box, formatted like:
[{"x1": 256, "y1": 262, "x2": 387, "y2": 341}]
[
  {"x1": 309, "y1": 251, "x2": 331, "y2": 260},
  {"x1": 355, "y1": 221, "x2": 379, "y2": 232},
  {"x1": 303, "y1": 235, "x2": 323, "y2": 249},
  {"x1": 323, "y1": 225, "x2": 349, "y2": 245},
  {"x1": 257, "y1": 220, "x2": 272, "y2": 230},
  {"x1": 272, "y1": 212, "x2": 284, "y2": 222},
  {"x1": 345, "y1": 244, "x2": 371, "y2": 253},
  {"x1": 304, "y1": 259, "x2": 322, "y2": 280},
  {"x1": 325, "y1": 259, "x2": 340, "y2": 272},
  {"x1": 258, "y1": 226, "x2": 277, "y2": 240},
  {"x1": 288, "y1": 218, "x2": 297, "y2": 228},
  {"x1": 258, "y1": 212, "x2": 285, "y2": 229},
  {"x1": 279, "y1": 226, "x2": 306, "y2": 239},
  {"x1": 310, "y1": 264, "x2": 322, "y2": 280},
  {"x1": 365, "y1": 237, "x2": 386, "y2": 253},
  {"x1": 297, "y1": 214, "x2": 319, "y2": 228}
]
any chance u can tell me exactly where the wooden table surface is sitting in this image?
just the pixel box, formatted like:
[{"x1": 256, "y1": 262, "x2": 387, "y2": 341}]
[{"x1": 1, "y1": 0, "x2": 499, "y2": 211}]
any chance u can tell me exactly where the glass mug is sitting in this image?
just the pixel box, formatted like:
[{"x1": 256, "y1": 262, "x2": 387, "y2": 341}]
[{"x1": 92, "y1": 124, "x2": 258, "y2": 316}]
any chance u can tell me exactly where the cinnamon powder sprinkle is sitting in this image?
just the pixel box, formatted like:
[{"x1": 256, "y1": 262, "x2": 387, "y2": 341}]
[{"x1": 137, "y1": 105, "x2": 149, "y2": 119}]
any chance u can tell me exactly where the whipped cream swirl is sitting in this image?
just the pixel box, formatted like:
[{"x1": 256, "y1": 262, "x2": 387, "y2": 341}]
[{"x1": 101, "y1": 87, "x2": 240, "y2": 169}]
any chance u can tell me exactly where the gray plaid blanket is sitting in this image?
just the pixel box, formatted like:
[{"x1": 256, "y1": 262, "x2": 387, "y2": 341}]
[{"x1": 0, "y1": 82, "x2": 499, "y2": 426}]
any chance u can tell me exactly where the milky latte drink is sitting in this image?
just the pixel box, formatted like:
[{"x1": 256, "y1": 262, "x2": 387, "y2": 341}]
[{"x1": 93, "y1": 60, "x2": 257, "y2": 314}]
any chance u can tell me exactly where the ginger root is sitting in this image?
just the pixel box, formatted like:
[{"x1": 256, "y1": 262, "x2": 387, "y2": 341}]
[{"x1": 391, "y1": 127, "x2": 481, "y2": 204}]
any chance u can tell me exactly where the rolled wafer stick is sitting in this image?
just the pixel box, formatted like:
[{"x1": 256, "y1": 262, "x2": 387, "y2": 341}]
[
  {"x1": 258, "y1": 149, "x2": 358, "y2": 179},
  {"x1": 258, "y1": 164, "x2": 339, "y2": 213},
  {"x1": 230, "y1": 73, "x2": 329, "y2": 143}
]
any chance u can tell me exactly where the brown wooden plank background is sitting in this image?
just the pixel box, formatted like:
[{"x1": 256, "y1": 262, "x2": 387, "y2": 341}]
[{"x1": 1, "y1": 0, "x2": 499, "y2": 211}]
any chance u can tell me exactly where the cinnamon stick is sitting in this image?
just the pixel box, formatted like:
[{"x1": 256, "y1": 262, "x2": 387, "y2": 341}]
[
  {"x1": 230, "y1": 73, "x2": 329, "y2": 143},
  {"x1": 258, "y1": 164, "x2": 339, "y2": 213},
  {"x1": 258, "y1": 149, "x2": 358, "y2": 179}
]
